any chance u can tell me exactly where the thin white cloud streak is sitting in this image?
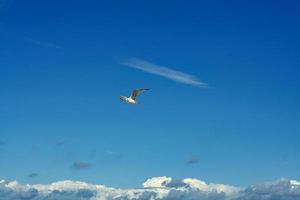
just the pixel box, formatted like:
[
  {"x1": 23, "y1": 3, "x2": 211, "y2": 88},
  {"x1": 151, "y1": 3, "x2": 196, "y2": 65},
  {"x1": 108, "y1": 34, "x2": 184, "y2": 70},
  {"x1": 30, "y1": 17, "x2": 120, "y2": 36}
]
[
  {"x1": 22, "y1": 37, "x2": 62, "y2": 49},
  {"x1": 121, "y1": 58, "x2": 208, "y2": 88}
]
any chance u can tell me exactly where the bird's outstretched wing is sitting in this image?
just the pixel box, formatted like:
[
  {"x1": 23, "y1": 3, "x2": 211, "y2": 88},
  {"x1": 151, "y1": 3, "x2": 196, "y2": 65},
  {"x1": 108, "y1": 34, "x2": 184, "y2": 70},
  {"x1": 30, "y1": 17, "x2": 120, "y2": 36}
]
[{"x1": 130, "y1": 88, "x2": 149, "y2": 100}]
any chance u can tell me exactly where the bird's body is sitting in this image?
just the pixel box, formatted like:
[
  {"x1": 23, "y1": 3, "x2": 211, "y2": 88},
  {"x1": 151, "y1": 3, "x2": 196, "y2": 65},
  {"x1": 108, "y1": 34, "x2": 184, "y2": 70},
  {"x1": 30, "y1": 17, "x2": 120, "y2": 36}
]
[
  {"x1": 119, "y1": 96, "x2": 137, "y2": 104},
  {"x1": 120, "y1": 88, "x2": 149, "y2": 105}
]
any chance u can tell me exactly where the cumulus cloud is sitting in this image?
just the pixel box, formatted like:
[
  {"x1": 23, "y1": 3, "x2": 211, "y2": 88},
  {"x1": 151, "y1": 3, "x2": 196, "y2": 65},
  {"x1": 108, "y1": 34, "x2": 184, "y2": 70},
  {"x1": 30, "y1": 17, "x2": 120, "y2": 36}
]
[
  {"x1": 121, "y1": 58, "x2": 208, "y2": 88},
  {"x1": 1, "y1": 177, "x2": 299, "y2": 200}
]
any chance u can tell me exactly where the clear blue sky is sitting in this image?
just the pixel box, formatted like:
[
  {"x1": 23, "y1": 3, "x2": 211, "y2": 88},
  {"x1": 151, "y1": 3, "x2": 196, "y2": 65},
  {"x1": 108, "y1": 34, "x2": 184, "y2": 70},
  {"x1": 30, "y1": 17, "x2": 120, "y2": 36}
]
[{"x1": 0, "y1": 0, "x2": 300, "y2": 188}]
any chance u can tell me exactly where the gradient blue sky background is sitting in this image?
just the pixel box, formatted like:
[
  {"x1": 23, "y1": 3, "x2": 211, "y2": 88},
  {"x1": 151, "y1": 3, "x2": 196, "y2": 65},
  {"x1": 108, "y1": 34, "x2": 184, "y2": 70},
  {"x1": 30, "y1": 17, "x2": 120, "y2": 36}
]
[{"x1": 0, "y1": 0, "x2": 300, "y2": 188}]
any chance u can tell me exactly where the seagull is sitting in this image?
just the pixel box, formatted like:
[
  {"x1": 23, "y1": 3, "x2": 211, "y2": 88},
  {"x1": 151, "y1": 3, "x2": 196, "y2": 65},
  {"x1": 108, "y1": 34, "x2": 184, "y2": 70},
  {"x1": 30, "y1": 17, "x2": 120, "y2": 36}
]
[{"x1": 120, "y1": 88, "x2": 149, "y2": 105}]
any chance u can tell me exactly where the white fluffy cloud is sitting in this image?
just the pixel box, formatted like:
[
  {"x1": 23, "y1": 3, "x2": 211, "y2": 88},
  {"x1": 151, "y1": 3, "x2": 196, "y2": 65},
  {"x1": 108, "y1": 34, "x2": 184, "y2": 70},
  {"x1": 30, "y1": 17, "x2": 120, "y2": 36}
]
[{"x1": 0, "y1": 177, "x2": 300, "y2": 200}]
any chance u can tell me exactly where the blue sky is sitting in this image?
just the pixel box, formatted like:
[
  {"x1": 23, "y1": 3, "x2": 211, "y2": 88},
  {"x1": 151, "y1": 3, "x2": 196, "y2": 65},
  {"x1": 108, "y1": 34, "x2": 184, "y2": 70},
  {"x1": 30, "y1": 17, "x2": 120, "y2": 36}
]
[{"x1": 0, "y1": 0, "x2": 300, "y2": 188}]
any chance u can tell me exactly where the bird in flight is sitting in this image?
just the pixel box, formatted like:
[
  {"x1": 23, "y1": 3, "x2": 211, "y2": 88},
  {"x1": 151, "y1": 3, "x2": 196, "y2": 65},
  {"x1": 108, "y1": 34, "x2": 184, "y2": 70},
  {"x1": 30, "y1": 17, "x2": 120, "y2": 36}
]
[{"x1": 120, "y1": 88, "x2": 149, "y2": 105}]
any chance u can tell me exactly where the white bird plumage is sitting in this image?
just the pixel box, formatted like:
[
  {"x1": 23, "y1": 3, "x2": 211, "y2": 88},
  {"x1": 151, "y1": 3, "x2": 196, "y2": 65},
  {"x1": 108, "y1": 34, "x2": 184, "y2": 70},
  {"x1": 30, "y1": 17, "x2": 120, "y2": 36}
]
[{"x1": 120, "y1": 88, "x2": 149, "y2": 105}]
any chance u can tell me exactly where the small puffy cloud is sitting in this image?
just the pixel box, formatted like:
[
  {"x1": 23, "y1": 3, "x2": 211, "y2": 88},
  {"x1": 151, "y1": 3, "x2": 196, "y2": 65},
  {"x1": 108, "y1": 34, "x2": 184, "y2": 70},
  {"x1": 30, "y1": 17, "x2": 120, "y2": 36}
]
[
  {"x1": 72, "y1": 161, "x2": 91, "y2": 170},
  {"x1": 0, "y1": 177, "x2": 300, "y2": 200},
  {"x1": 143, "y1": 176, "x2": 172, "y2": 188}
]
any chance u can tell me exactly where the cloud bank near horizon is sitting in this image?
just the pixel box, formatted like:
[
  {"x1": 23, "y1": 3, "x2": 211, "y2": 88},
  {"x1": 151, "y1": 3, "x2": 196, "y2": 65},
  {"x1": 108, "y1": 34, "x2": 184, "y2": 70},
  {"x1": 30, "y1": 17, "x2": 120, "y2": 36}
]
[
  {"x1": 121, "y1": 58, "x2": 208, "y2": 88},
  {"x1": 1, "y1": 176, "x2": 300, "y2": 200}
]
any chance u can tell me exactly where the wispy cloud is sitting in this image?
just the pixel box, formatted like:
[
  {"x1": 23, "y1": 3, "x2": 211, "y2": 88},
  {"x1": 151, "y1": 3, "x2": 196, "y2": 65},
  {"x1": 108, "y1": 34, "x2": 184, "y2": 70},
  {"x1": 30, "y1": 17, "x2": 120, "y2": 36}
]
[
  {"x1": 0, "y1": 0, "x2": 13, "y2": 9},
  {"x1": 54, "y1": 138, "x2": 66, "y2": 147},
  {"x1": 105, "y1": 150, "x2": 123, "y2": 160},
  {"x1": 71, "y1": 161, "x2": 91, "y2": 170},
  {"x1": 22, "y1": 36, "x2": 62, "y2": 49},
  {"x1": 0, "y1": 140, "x2": 5, "y2": 150},
  {"x1": 121, "y1": 58, "x2": 207, "y2": 88},
  {"x1": 27, "y1": 173, "x2": 38, "y2": 179},
  {"x1": 186, "y1": 156, "x2": 200, "y2": 165}
]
